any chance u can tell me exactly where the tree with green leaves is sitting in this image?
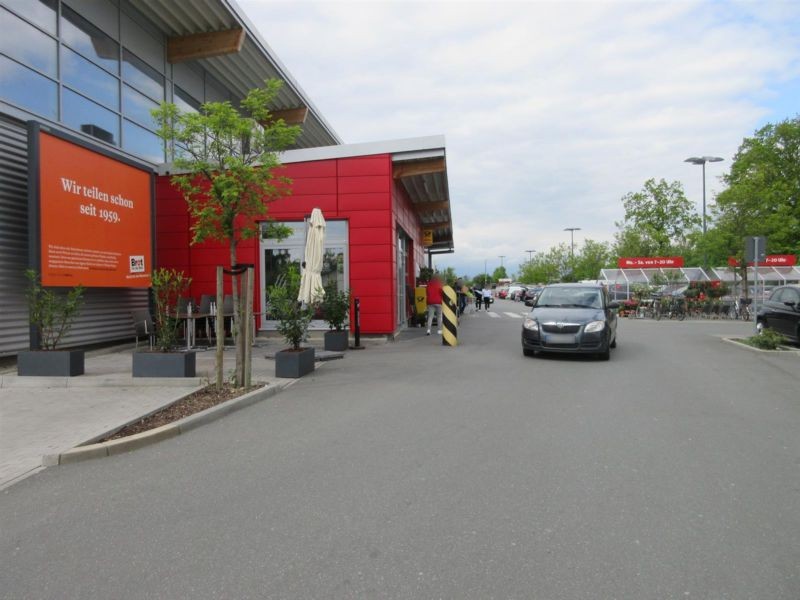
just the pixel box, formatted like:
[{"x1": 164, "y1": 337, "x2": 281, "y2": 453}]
[
  {"x1": 573, "y1": 239, "x2": 614, "y2": 281},
  {"x1": 153, "y1": 79, "x2": 301, "y2": 387},
  {"x1": 492, "y1": 266, "x2": 508, "y2": 281},
  {"x1": 616, "y1": 178, "x2": 700, "y2": 257},
  {"x1": 714, "y1": 116, "x2": 800, "y2": 256}
]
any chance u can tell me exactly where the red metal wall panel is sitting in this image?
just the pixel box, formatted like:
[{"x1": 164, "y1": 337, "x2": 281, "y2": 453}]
[{"x1": 155, "y1": 153, "x2": 422, "y2": 335}]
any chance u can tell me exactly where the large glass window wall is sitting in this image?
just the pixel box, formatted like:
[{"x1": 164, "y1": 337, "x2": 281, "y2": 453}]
[{"x1": 0, "y1": 0, "x2": 241, "y2": 165}]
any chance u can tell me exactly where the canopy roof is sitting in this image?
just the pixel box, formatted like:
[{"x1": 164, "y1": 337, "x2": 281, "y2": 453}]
[
  {"x1": 129, "y1": 0, "x2": 341, "y2": 148},
  {"x1": 602, "y1": 266, "x2": 800, "y2": 286}
]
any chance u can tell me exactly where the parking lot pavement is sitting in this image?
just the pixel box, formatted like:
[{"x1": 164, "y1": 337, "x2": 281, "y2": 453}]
[{"x1": 0, "y1": 344, "x2": 291, "y2": 489}]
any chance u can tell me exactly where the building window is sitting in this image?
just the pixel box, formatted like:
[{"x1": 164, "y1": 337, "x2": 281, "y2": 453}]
[
  {"x1": 61, "y1": 5, "x2": 119, "y2": 74},
  {"x1": 62, "y1": 47, "x2": 120, "y2": 110},
  {"x1": 62, "y1": 88, "x2": 119, "y2": 145},
  {"x1": 123, "y1": 85, "x2": 159, "y2": 129},
  {"x1": 122, "y1": 49, "x2": 164, "y2": 102},
  {"x1": 0, "y1": 55, "x2": 57, "y2": 120},
  {"x1": 123, "y1": 120, "x2": 163, "y2": 163},
  {"x1": 174, "y1": 85, "x2": 201, "y2": 114},
  {"x1": 0, "y1": 7, "x2": 57, "y2": 76},
  {"x1": 1, "y1": 0, "x2": 57, "y2": 35}
]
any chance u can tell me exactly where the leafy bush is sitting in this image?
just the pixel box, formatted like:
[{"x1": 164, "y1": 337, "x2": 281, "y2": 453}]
[
  {"x1": 25, "y1": 269, "x2": 84, "y2": 350},
  {"x1": 152, "y1": 268, "x2": 192, "y2": 352},
  {"x1": 268, "y1": 265, "x2": 314, "y2": 350},
  {"x1": 745, "y1": 327, "x2": 786, "y2": 350},
  {"x1": 321, "y1": 282, "x2": 351, "y2": 331}
]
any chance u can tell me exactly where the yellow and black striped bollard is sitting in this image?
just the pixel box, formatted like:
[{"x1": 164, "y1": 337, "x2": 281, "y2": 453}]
[{"x1": 441, "y1": 285, "x2": 458, "y2": 346}]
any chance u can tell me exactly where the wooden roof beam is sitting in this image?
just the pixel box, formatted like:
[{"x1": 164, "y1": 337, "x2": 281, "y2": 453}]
[
  {"x1": 423, "y1": 221, "x2": 451, "y2": 231},
  {"x1": 393, "y1": 157, "x2": 445, "y2": 179},
  {"x1": 168, "y1": 28, "x2": 246, "y2": 64},
  {"x1": 415, "y1": 201, "x2": 450, "y2": 214},
  {"x1": 260, "y1": 107, "x2": 309, "y2": 127}
]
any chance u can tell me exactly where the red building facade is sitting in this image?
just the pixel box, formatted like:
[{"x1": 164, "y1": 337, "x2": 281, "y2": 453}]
[{"x1": 155, "y1": 137, "x2": 453, "y2": 336}]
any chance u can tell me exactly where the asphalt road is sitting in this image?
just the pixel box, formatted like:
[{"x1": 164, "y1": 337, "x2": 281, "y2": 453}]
[{"x1": 2, "y1": 299, "x2": 799, "y2": 599}]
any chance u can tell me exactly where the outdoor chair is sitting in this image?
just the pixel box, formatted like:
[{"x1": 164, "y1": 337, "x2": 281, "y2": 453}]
[
  {"x1": 131, "y1": 309, "x2": 155, "y2": 350},
  {"x1": 197, "y1": 294, "x2": 214, "y2": 341},
  {"x1": 222, "y1": 294, "x2": 236, "y2": 341}
]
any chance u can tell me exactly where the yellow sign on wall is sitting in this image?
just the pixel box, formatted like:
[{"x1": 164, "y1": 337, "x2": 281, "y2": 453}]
[{"x1": 422, "y1": 229, "x2": 434, "y2": 246}]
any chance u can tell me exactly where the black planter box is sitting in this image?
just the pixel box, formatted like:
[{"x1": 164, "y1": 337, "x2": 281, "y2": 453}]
[
  {"x1": 133, "y1": 351, "x2": 196, "y2": 377},
  {"x1": 17, "y1": 350, "x2": 85, "y2": 376},
  {"x1": 324, "y1": 330, "x2": 349, "y2": 352},
  {"x1": 275, "y1": 347, "x2": 315, "y2": 378}
]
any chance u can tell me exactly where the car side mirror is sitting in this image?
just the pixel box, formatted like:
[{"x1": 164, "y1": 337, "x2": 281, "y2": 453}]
[
  {"x1": 608, "y1": 301, "x2": 620, "y2": 309},
  {"x1": 784, "y1": 301, "x2": 800, "y2": 310}
]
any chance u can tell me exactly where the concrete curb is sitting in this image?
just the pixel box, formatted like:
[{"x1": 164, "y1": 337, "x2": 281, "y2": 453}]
[
  {"x1": 0, "y1": 375, "x2": 206, "y2": 388},
  {"x1": 42, "y1": 382, "x2": 287, "y2": 466}
]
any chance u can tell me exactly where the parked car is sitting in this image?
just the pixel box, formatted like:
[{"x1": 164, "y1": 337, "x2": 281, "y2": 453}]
[
  {"x1": 506, "y1": 285, "x2": 523, "y2": 300},
  {"x1": 523, "y1": 287, "x2": 543, "y2": 306},
  {"x1": 756, "y1": 284, "x2": 800, "y2": 344},
  {"x1": 521, "y1": 283, "x2": 619, "y2": 360}
]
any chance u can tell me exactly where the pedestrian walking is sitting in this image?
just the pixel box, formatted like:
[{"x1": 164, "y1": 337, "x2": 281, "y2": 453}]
[
  {"x1": 474, "y1": 286, "x2": 483, "y2": 311},
  {"x1": 482, "y1": 287, "x2": 493, "y2": 310},
  {"x1": 426, "y1": 274, "x2": 443, "y2": 335},
  {"x1": 454, "y1": 277, "x2": 467, "y2": 316}
]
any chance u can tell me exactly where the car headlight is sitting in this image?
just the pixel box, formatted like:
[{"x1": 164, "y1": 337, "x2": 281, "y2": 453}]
[
  {"x1": 523, "y1": 318, "x2": 539, "y2": 331},
  {"x1": 584, "y1": 320, "x2": 605, "y2": 333}
]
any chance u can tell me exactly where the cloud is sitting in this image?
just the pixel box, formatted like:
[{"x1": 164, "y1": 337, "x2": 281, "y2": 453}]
[{"x1": 240, "y1": 0, "x2": 800, "y2": 275}]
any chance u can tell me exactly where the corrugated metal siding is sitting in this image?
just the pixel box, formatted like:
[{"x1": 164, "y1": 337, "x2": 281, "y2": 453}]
[
  {"x1": 0, "y1": 115, "x2": 149, "y2": 356},
  {"x1": 0, "y1": 116, "x2": 32, "y2": 355}
]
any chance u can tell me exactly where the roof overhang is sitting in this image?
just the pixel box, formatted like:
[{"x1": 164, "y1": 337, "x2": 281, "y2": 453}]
[
  {"x1": 279, "y1": 136, "x2": 454, "y2": 253},
  {"x1": 128, "y1": 0, "x2": 341, "y2": 148}
]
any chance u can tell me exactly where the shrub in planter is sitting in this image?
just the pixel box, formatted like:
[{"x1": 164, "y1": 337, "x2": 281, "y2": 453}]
[
  {"x1": 746, "y1": 327, "x2": 787, "y2": 350},
  {"x1": 132, "y1": 268, "x2": 196, "y2": 377},
  {"x1": 268, "y1": 265, "x2": 315, "y2": 377},
  {"x1": 18, "y1": 269, "x2": 85, "y2": 376},
  {"x1": 321, "y1": 282, "x2": 351, "y2": 351}
]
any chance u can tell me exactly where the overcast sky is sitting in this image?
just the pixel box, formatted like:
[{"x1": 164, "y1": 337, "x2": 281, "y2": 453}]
[{"x1": 239, "y1": 0, "x2": 800, "y2": 277}]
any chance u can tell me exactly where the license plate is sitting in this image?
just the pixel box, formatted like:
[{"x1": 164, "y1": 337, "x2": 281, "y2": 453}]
[{"x1": 543, "y1": 333, "x2": 575, "y2": 344}]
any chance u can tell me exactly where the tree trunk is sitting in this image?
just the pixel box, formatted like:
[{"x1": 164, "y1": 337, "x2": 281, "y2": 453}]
[{"x1": 230, "y1": 241, "x2": 243, "y2": 387}]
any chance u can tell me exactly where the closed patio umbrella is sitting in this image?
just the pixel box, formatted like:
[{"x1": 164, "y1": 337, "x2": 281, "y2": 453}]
[{"x1": 298, "y1": 208, "x2": 326, "y2": 304}]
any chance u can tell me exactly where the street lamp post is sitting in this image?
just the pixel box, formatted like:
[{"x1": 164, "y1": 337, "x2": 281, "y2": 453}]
[
  {"x1": 685, "y1": 156, "x2": 723, "y2": 269},
  {"x1": 526, "y1": 249, "x2": 535, "y2": 263},
  {"x1": 564, "y1": 228, "x2": 581, "y2": 259},
  {"x1": 684, "y1": 156, "x2": 724, "y2": 237}
]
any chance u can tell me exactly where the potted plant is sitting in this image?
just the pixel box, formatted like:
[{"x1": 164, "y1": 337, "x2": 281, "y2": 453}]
[
  {"x1": 18, "y1": 269, "x2": 85, "y2": 376},
  {"x1": 132, "y1": 268, "x2": 196, "y2": 377},
  {"x1": 321, "y1": 282, "x2": 352, "y2": 351},
  {"x1": 269, "y1": 265, "x2": 316, "y2": 378}
]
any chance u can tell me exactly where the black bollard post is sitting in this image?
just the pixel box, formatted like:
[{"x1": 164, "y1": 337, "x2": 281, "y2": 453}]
[{"x1": 351, "y1": 297, "x2": 365, "y2": 349}]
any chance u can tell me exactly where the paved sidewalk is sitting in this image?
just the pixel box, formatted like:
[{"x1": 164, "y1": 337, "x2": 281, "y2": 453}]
[{"x1": 0, "y1": 343, "x2": 300, "y2": 489}]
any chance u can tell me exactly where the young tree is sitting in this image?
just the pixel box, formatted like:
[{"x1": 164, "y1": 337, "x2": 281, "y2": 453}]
[
  {"x1": 153, "y1": 79, "x2": 301, "y2": 386},
  {"x1": 618, "y1": 178, "x2": 700, "y2": 256}
]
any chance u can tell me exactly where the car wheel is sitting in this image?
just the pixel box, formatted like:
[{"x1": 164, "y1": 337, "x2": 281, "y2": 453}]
[
  {"x1": 598, "y1": 346, "x2": 610, "y2": 361},
  {"x1": 523, "y1": 348, "x2": 535, "y2": 357},
  {"x1": 610, "y1": 336, "x2": 617, "y2": 349}
]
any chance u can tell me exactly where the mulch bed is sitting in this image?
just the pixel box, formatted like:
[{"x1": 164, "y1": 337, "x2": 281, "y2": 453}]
[{"x1": 98, "y1": 383, "x2": 258, "y2": 442}]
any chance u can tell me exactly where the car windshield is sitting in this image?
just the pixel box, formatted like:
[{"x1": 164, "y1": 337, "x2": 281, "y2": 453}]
[{"x1": 536, "y1": 287, "x2": 602, "y2": 308}]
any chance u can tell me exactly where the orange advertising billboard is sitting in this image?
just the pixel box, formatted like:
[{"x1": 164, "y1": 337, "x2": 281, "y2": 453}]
[{"x1": 32, "y1": 127, "x2": 153, "y2": 287}]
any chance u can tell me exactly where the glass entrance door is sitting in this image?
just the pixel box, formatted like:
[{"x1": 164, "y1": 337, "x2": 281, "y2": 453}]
[
  {"x1": 397, "y1": 230, "x2": 408, "y2": 327},
  {"x1": 260, "y1": 220, "x2": 348, "y2": 330}
]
